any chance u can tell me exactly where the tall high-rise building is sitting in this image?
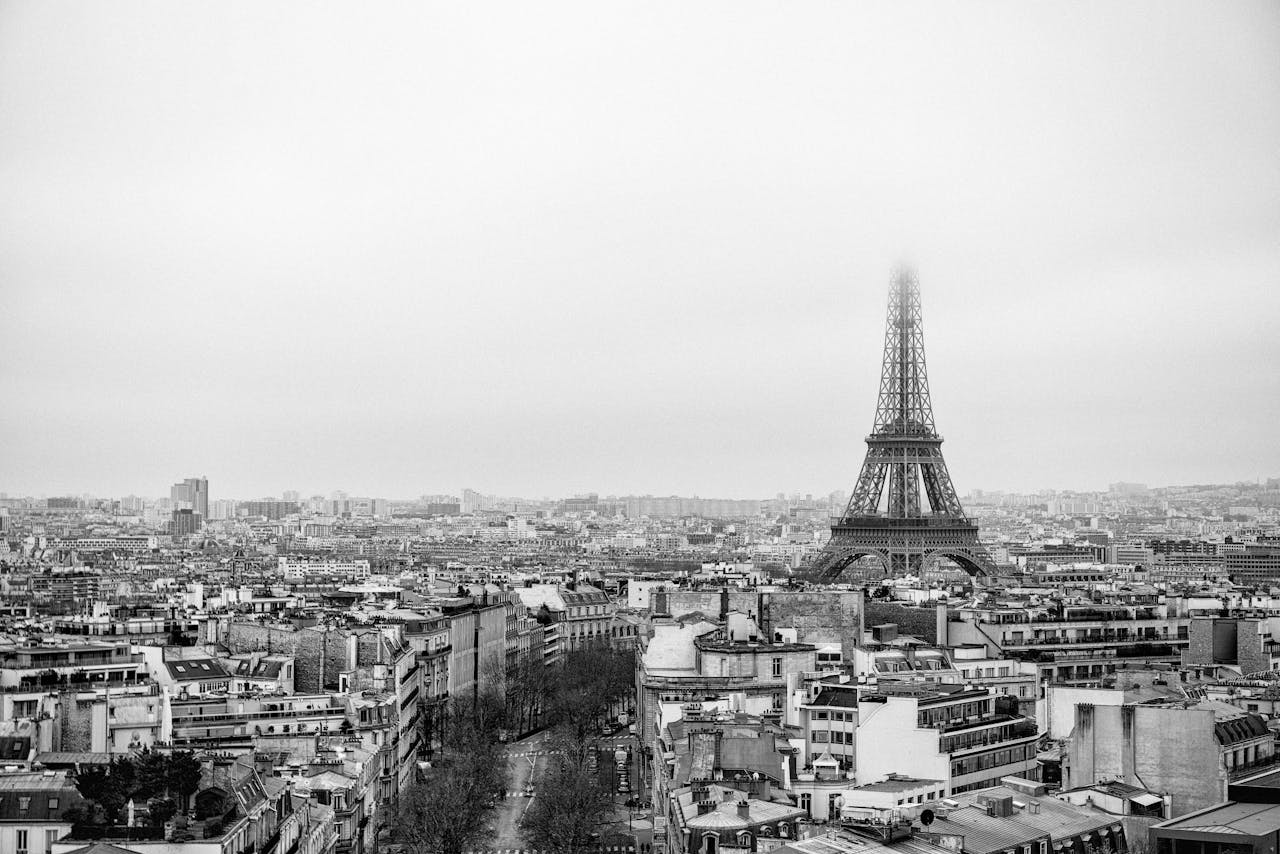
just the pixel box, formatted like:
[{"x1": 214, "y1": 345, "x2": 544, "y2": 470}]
[
  {"x1": 170, "y1": 476, "x2": 209, "y2": 519},
  {"x1": 171, "y1": 508, "x2": 201, "y2": 536},
  {"x1": 209, "y1": 499, "x2": 237, "y2": 521},
  {"x1": 461, "y1": 488, "x2": 484, "y2": 514}
]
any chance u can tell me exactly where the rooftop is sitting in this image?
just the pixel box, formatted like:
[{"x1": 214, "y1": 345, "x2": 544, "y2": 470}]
[
  {"x1": 855, "y1": 776, "x2": 942, "y2": 793},
  {"x1": 1156, "y1": 801, "x2": 1280, "y2": 836},
  {"x1": 808, "y1": 687, "x2": 859, "y2": 708},
  {"x1": 774, "y1": 829, "x2": 953, "y2": 854},
  {"x1": 925, "y1": 785, "x2": 1120, "y2": 854}
]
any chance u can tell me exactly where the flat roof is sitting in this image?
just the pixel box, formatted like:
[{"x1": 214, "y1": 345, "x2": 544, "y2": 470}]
[
  {"x1": 855, "y1": 777, "x2": 941, "y2": 793},
  {"x1": 1158, "y1": 802, "x2": 1280, "y2": 836},
  {"x1": 1234, "y1": 768, "x2": 1280, "y2": 789}
]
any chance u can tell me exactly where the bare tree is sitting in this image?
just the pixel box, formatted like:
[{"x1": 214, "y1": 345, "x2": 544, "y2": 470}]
[
  {"x1": 521, "y1": 745, "x2": 620, "y2": 854},
  {"x1": 544, "y1": 641, "x2": 635, "y2": 741},
  {"x1": 505, "y1": 651, "x2": 552, "y2": 737},
  {"x1": 392, "y1": 739, "x2": 506, "y2": 854}
]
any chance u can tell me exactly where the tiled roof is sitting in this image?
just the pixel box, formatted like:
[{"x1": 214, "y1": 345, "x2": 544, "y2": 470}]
[
  {"x1": 166, "y1": 658, "x2": 230, "y2": 681},
  {"x1": 34, "y1": 751, "x2": 117, "y2": 767},
  {"x1": 0, "y1": 736, "x2": 32, "y2": 760},
  {"x1": 809, "y1": 690, "x2": 859, "y2": 708},
  {"x1": 1215, "y1": 715, "x2": 1269, "y2": 745},
  {"x1": 684, "y1": 796, "x2": 806, "y2": 831}
]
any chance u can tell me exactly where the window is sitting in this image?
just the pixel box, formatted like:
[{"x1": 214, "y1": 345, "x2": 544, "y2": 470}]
[
  {"x1": 772, "y1": 657, "x2": 782, "y2": 677},
  {"x1": 16, "y1": 829, "x2": 28, "y2": 854},
  {"x1": 48, "y1": 797, "x2": 59, "y2": 810},
  {"x1": 18, "y1": 796, "x2": 30, "y2": 812}
]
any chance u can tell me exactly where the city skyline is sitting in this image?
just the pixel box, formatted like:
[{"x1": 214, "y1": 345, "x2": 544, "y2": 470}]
[
  {"x1": 3, "y1": 2, "x2": 1278, "y2": 501},
  {"x1": 6, "y1": 475, "x2": 1278, "y2": 505},
  {"x1": 2, "y1": 6, "x2": 1279, "y2": 854}
]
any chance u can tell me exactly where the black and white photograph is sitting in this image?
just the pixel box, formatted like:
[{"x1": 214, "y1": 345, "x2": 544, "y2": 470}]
[{"x1": 1, "y1": 3, "x2": 1278, "y2": 854}]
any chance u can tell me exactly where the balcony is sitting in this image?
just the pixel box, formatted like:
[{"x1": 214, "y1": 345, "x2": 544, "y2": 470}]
[
  {"x1": 171, "y1": 706, "x2": 345, "y2": 726},
  {"x1": 937, "y1": 713, "x2": 1017, "y2": 734},
  {"x1": 938, "y1": 717, "x2": 1037, "y2": 754},
  {"x1": 1229, "y1": 753, "x2": 1280, "y2": 781},
  {"x1": 1002, "y1": 634, "x2": 1184, "y2": 648}
]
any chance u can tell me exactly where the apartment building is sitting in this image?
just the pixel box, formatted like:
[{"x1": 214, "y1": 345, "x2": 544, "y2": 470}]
[
  {"x1": 943, "y1": 602, "x2": 1191, "y2": 684},
  {"x1": 637, "y1": 617, "x2": 817, "y2": 743},
  {"x1": 1064, "y1": 700, "x2": 1273, "y2": 816},
  {"x1": 512, "y1": 582, "x2": 616, "y2": 652},
  {"x1": 1185, "y1": 615, "x2": 1280, "y2": 674},
  {"x1": 0, "y1": 640, "x2": 146, "y2": 691},
  {"x1": 796, "y1": 683, "x2": 859, "y2": 771},
  {"x1": 171, "y1": 694, "x2": 348, "y2": 749},
  {"x1": 856, "y1": 685, "x2": 1039, "y2": 794},
  {"x1": 0, "y1": 771, "x2": 85, "y2": 854}
]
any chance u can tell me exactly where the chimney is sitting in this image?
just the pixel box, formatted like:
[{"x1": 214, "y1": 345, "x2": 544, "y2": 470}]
[
  {"x1": 720, "y1": 588, "x2": 729, "y2": 622},
  {"x1": 693, "y1": 779, "x2": 714, "y2": 814},
  {"x1": 346, "y1": 633, "x2": 359, "y2": 671},
  {"x1": 737, "y1": 800, "x2": 750, "y2": 819},
  {"x1": 937, "y1": 603, "x2": 949, "y2": 646}
]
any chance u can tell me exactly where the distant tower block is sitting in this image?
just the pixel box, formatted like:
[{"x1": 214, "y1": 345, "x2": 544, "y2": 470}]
[{"x1": 811, "y1": 268, "x2": 995, "y2": 579}]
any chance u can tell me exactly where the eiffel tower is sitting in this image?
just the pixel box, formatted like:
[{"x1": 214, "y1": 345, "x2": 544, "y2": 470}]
[{"x1": 811, "y1": 267, "x2": 995, "y2": 579}]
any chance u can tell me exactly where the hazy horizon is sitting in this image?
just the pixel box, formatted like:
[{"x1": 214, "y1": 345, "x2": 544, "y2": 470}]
[
  {"x1": 3, "y1": 2, "x2": 1278, "y2": 501},
  {"x1": 4, "y1": 472, "x2": 1275, "y2": 504}
]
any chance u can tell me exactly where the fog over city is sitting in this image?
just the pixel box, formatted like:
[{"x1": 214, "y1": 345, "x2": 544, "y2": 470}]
[{"x1": 2, "y1": 1, "x2": 1278, "y2": 499}]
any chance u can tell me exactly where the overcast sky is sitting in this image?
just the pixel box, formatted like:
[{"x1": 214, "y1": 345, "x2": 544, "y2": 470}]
[{"x1": 2, "y1": 1, "x2": 1278, "y2": 501}]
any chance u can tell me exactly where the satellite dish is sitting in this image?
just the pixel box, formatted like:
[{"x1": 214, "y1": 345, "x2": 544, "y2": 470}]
[{"x1": 921, "y1": 808, "x2": 935, "y2": 827}]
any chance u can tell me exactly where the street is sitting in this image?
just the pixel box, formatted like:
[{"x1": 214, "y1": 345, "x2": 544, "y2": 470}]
[
  {"x1": 490, "y1": 730, "x2": 557, "y2": 851},
  {"x1": 480, "y1": 729, "x2": 646, "y2": 854}
]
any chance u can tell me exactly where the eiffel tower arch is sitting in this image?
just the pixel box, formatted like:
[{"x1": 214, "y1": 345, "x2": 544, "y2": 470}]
[{"x1": 811, "y1": 267, "x2": 996, "y2": 580}]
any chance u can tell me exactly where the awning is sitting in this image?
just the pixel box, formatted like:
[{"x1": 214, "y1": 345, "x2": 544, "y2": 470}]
[{"x1": 1130, "y1": 793, "x2": 1164, "y2": 807}]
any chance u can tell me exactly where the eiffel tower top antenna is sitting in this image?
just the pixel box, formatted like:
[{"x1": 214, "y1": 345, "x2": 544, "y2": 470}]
[{"x1": 876, "y1": 266, "x2": 936, "y2": 437}]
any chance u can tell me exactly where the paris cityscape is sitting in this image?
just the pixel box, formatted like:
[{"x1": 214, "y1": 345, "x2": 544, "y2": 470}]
[{"x1": 2, "y1": 3, "x2": 1279, "y2": 854}]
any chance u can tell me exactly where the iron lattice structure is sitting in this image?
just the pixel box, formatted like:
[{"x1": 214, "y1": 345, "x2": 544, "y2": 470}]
[{"x1": 810, "y1": 268, "x2": 995, "y2": 579}]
